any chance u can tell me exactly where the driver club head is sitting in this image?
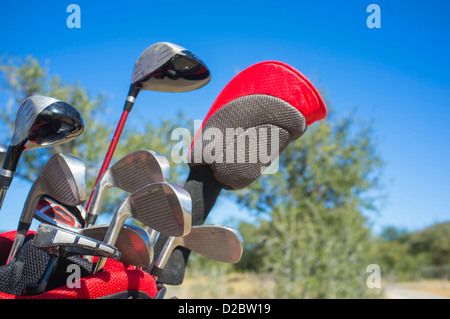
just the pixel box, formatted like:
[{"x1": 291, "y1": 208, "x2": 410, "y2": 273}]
[
  {"x1": 10, "y1": 96, "x2": 84, "y2": 150},
  {"x1": 0, "y1": 96, "x2": 84, "y2": 211},
  {"x1": 7, "y1": 153, "x2": 86, "y2": 263},
  {"x1": 131, "y1": 42, "x2": 211, "y2": 93},
  {"x1": 151, "y1": 225, "x2": 243, "y2": 280},
  {"x1": 85, "y1": 150, "x2": 170, "y2": 228}
]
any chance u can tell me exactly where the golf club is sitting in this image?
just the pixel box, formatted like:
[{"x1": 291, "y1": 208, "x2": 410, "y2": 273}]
[
  {"x1": 151, "y1": 61, "x2": 328, "y2": 285},
  {"x1": 7, "y1": 153, "x2": 87, "y2": 263},
  {"x1": 0, "y1": 96, "x2": 84, "y2": 210},
  {"x1": 94, "y1": 182, "x2": 192, "y2": 273},
  {"x1": 81, "y1": 223, "x2": 154, "y2": 268},
  {"x1": 151, "y1": 225, "x2": 243, "y2": 281},
  {"x1": 34, "y1": 196, "x2": 86, "y2": 228},
  {"x1": 85, "y1": 150, "x2": 170, "y2": 228},
  {"x1": 25, "y1": 223, "x2": 121, "y2": 295},
  {"x1": 87, "y1": 42, "x2": 210, "y2": 211}
]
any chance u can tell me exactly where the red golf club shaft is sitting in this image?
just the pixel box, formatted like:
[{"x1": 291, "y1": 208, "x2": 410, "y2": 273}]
[{"x1": 86, "y1": 110, "x2": 130, "y2": 210}]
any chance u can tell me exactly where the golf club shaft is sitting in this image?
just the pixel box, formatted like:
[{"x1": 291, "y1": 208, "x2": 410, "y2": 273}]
[
  {"x1": 86, "y1": 110, "x2": 129, "y2": 210},
  {"x1": 86, "y1": 84, "x2": 141, "y2": 211}
]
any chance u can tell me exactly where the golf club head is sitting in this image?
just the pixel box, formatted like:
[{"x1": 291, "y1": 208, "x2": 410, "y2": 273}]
[
  {"x1": 6, "y1": 153, "x2": 86, "y2": 263},
  {"x1": 11, "y1": 95, "x2": 84, "y2": 150},
  {"x1": 81, "y1": 224, "x2": 153, "y2": 268},
  {"x1": 94, "y1": 182, "x2": 191, "y2": 272},
  {"x1": 131, "y1": 42, "x2": 211, "y2": 93},
  {"x1": 108, "y1": 182, "x2": 191, "y2": 243},
  {"x1": 0, "y1": 96, "x2": 84, "y2": 211},
  {"x1": 34, "y1": 196, "x2": 86, "y2": 228},
  {"x1": 188, "y1": 61, "x2": 327, "y2": 190},
  {"x1": 151, "y1": 225, "x2": 243, "y2": 279},
  {"x1": 86, "y1": 150, "x2": 170, "y2": 227},
  {"x1": 33, "y1": 223, "x2": 120, "y2": 259}
]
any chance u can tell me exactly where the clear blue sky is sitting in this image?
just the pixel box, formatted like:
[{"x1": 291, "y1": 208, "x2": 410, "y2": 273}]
[{"x1": 0, "y1": 0, "x2": 448, "y2": 234}]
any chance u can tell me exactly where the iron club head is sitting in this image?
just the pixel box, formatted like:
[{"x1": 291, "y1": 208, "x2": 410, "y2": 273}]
[
  {"x1": 85, "y1": 150, "x2": 170, "y2": 227},
  {"x1": 151, "y1": 225, "x2": 243, "y2": 280},
  {"x1": 7, "y1": 153, "x2": 86, "y2": 263},
  {"x1": 94, "y1": 182, "x2": 191, "y2": 272}
]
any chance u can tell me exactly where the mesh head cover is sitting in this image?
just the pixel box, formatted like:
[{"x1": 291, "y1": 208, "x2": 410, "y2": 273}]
[{"x1": 188, "y1": 61, "x2": 327, "y2": 190}]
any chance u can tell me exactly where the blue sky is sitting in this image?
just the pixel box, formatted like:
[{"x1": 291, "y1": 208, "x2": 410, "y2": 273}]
[{"x1": 0, "y1": 0, "x2": 449, "y2": 234}]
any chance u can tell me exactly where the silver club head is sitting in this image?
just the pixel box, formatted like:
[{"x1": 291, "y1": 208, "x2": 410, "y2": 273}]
[
  {"x1": 85, "y1": 150, "x2": 170, "y2": 227},
  {"x1": 7, "y1": 153, "x2": 86, "y2": 263},
  {"x1": 131, "y1": 42, "x2": 211, "y2": 93},
  {"x1": 33, "y1": 223, "x2": 120, "y2": 259},
  {"x1": 151, "y1": 225, "x2": 243, "y2": 280},
  {"x1": 80, "y1": 224, "x2": 153, "y2": 268},
  {"x1": 94, "y1": 182, "x2": 191, "y2": 272}
]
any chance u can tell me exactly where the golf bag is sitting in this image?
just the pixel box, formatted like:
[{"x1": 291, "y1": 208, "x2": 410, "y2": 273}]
[{"x1": 0, "y1": 230, "x2": 162, "y2": 299}]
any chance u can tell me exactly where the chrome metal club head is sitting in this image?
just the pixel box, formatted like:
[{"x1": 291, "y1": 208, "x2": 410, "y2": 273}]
[
  {"x1": 85, "y1": 150, "x2": 170, "y2": 227},
  {"x1": 7, "y1": 153, "x2": 86, "y2": 263},
  {"x1": 94, "y1": 182, "x2": 191, "y2": 272},
  {"x1": 81, "y1": 224, "x2": 153, "y2": 268},
  {"x1": 33, "y1": 223, "x2": 120, "y2": 259},
  {"x1": 151, "y1": 225, "x2": 243, "y2": 280}
]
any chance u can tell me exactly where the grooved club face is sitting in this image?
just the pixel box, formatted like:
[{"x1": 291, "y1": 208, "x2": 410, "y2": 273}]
[
  {"x1": 152, "y1": 225, "x2": 243, "y2": 278},
  {"x1": 104, "y1": 182, "x2": 192, "y2": 247},
  {"x1": 86, "y1": 150, "x2": 170, "y2": 227},
  {"x1": 131, "y1": 42, "x2": 211, "y2": 93},
  {"x1": 21, "y1": 153, "x2": 86, "y2": 227}
]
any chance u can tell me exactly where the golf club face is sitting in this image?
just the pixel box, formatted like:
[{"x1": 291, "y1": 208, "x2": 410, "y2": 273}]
[
  {"x1": 182, "y1": 225, "x2": 243, "y2": 263},
  {"x1": 33, "y1": 223, "x2": 120, "y2": 259},
  {"x1": 11, "y1": 96, "x2": 84, "y2": 150},
  {"x1": 105, "y1": 182, "x2": 191, "y2": 247},
  {"x1": 86, "y1": 150, "x2": 170, "y2": 227},
  {"x1": 19, "y1": 153, "x2": 86, "y2": 232},
  {"x1": 41, "y1": 153, "x2": 87, "y2": 205},
  {"x1": 83, "y1": 224, "x2": 153, "y2": 268},
  {"x1": 131, "y1": 42, "x2": 211, "y2": 93},
  {"x1": 109, "y1": 150, "x2": 170, "y2": 193},
  {"x1": 152, "y1": 225, "x2": 243, "y2": 277},
  {"x1": 130, "y1": 182, "x2": 192, "y2": 238}
]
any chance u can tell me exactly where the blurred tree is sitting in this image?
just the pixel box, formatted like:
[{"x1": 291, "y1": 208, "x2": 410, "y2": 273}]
[
  {"x1": 410, "y1": 222, "x2": 450, "y2": 288},
  {"x1": 229, "y1": 107, "x2": 385, "y2": 298},
  {"x1": 0, "y1": 55, "x2": 189, "y2": 219}
]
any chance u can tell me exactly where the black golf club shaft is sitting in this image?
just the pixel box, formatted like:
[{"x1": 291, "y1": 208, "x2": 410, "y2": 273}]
[{"x1": 149, "y1": 165, "x2": 223, "y2": 285}]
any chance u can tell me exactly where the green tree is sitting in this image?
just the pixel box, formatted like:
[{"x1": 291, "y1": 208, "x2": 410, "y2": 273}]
[
  {"x1": 410, "y1": 222, "x2": 450, "y2": 287},
  {"x1": 229, "y1": 108, "x2": 385, "y2": 298},
  {"x1": 0, "y1": 55, "x2": 188, "y2": 218}
]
